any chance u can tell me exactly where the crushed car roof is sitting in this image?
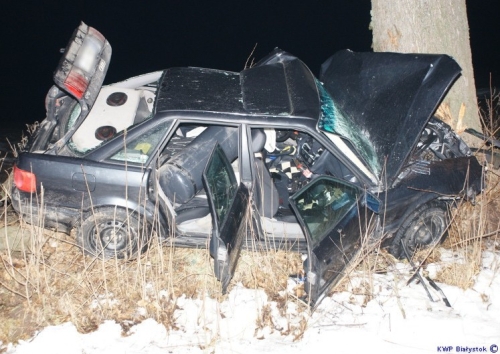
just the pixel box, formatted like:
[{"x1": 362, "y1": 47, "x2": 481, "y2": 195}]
[{"x1": 156, "y1": 49, "x2": 320, "y2": 119}]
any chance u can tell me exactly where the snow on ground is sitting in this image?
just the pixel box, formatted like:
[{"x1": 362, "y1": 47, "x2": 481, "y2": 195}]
[{"x1": 5, "y1": 248, "x2": 500, "y2": 354}]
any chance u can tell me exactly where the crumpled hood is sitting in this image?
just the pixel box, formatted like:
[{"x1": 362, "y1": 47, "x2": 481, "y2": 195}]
[{"x1": 320, "y1": 50, "x2": 461, "y2": 181}]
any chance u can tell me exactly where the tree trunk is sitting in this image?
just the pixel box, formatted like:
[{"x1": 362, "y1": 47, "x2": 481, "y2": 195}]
[{"x1": 370, "y1": 0, "x2": 482, "y2": 144}]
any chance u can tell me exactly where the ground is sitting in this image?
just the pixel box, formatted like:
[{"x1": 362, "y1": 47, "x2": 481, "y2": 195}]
[{"x1": 2, "y1": 245, "x2": 499, "y2": 354}]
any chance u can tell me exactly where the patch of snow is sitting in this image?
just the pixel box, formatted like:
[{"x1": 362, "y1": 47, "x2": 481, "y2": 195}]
[{"x1": 6, "y1": 248, "x2": 500, "y2": 354}]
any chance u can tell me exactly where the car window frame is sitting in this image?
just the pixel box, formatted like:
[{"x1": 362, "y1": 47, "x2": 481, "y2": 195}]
[
  {"x1": 85, "y1": 117, "x2": 175, "y2": 166},
  {"x1": 107, "y1": 120, "x2": 173, "y2": 166},
  {"x1": 289, "y1": 175, "x2": 380, "y2": 307}
]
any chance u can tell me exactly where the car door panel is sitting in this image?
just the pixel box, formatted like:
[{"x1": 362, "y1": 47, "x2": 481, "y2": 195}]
[
  {"x1": 203, "y1": 143, "x2": 250, "y2": 292},
  {"x1": 289, "y1": 176, "x2": 380, "y2": 307}
]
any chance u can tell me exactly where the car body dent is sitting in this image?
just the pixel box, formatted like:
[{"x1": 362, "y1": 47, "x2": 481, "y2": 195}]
[{"x1": 399, "y1": 156, "x2": 483, "y2": 199}]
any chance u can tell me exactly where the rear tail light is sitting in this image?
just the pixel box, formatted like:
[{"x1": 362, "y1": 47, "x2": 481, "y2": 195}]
[
  {"x1": 64, "y1": 68, "x2": 89, "y2": 100},
  {"x1": 54, "y1": 23, "x2": 108, "y2": 101},
  {"x1": 13, "y1": 165, "x2": 37, "y2": 193}
]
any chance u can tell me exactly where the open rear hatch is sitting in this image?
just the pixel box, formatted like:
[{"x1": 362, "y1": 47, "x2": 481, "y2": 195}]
[{"x1": 31, "y1": 22, "x2": 111, "y2": 153}]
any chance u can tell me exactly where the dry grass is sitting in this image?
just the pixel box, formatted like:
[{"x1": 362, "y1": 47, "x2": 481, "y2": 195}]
[
  {"x1": 234, "y1": 248, "x2": 302, "y2": 296},
  {"x1": 434, "y1": 169, "x2": 500, "y2": 289},
  {"x1": 478, "y1": 87, "x2": 500, "y2": 139},
  {"x1": 0, "y1": 198, "x2": 306, "y2": 345},
  {"x1": 0, "y1": 220, "x2": 217, "y2": 343},
  {"x1": 2, "y1": 168, "x2": 499, "y2": 345}
]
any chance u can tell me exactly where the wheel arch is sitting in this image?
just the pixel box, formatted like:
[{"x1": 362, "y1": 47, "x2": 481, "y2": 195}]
[
  {"x1": 78, "y1": 199, "x2": 168, "y2": 237},
  {"x1": 383, "y1": 193, "x2": 452, "y2": 238},
  {"x1": 387, "y1": 197, "x2": 452, "y2": 258}
]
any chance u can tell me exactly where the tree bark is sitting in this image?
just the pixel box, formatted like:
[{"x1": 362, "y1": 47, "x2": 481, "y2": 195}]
[{"x1": 370, "y1": 0, "x2": 482, "y2": 144}]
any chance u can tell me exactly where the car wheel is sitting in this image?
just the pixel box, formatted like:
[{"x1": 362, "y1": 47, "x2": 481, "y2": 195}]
[
  {"x1": 77, "y1": 207, "x2": 151, "y2": 259},
  {"x1": 390, "y1": 201, "x2": 450, "y2": 259}
]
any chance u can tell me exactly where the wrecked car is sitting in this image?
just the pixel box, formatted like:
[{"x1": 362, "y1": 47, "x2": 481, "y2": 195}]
[{"x1": 11, "y1": 23, "x2": 483, "y2": 306}]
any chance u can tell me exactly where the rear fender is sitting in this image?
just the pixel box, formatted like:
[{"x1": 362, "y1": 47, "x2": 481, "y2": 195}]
[{"x1": 81, "y1": 200, "x2": 168, "y2": 238}]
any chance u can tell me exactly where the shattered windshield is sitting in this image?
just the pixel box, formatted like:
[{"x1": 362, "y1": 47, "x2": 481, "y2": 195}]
[{"x1": 316, "y1": 80, "x2": 380, "y2": 176}]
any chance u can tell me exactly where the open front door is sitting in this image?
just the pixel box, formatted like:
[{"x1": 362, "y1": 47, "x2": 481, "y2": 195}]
[
  {"x1": 203, "y1": 143, "x2": 250, "y2": 292},
  {"x1": 289, "y1": 176, "x2": 380, "y2": 307}
]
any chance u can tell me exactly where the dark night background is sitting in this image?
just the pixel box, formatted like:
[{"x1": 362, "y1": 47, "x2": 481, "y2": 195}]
[{"x1": 1, "y1": 1, "x2": 498, "y2": 135}]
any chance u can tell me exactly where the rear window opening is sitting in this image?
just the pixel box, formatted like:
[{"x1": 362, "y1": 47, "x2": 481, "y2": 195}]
[{"x1": 67, "y1": 87, "x2": 156, "y2": 156}]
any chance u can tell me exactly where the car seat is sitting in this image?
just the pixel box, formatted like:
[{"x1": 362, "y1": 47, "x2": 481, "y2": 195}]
[
  {"x1": 158, "y1": 126, "x2": 238, "y2": 205},
  {"x1": 251, "y1": 129, "x2": 280, "y2": 218}
]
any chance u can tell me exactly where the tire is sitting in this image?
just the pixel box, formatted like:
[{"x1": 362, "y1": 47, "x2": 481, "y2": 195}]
[
  {"x1": 390, "y1": 200, "x2": 450, "y2": 259},
  {"x1": 77, "y1": 207, "x2": 151, "y2": 259}
]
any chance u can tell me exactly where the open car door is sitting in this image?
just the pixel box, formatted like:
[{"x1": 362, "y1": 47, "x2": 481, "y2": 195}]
[
  {"x1": 289, "y1": 176, "x2": 380, "y2": 308},
  {"x1": 203, "y1": 143, "x2": 250, "y2": 292}
]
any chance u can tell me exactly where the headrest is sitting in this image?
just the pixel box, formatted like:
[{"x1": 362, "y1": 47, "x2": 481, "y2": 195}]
[{"x1": 251, "y1": 129, "x2": 266, "y2": 153}]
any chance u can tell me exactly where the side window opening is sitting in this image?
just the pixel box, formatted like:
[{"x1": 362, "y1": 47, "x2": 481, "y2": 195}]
[
  {"x1": 109, "y1": 121, "x2": 171, "y2": 164},
  {"x1": 156, "y1": 123, "x2": 239, "y2": 229},
  {"x1": 250, "y1": 128, "x2": 356, "y2": 223}
]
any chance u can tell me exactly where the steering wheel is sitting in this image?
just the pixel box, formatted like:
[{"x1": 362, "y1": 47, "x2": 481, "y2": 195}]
[{"x1": 275, "y1": 130, "x2": 292, "y2": 142}]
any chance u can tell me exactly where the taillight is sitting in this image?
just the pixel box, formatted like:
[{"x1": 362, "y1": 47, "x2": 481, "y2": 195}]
[
  {"x1": 64, "y1": 68, "x2": 89, "y2": 100},
  {"x1": 13, "y1": 165, "x2": 37, "y2": 193},
  {"x1": 55, "y1": 23, "x2": 107, "y2": 101}
]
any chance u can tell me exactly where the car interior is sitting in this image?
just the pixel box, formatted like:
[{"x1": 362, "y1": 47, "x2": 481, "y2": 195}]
[{"x1": 155, "y1": 123, "x2": 356, "y2": 244}]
